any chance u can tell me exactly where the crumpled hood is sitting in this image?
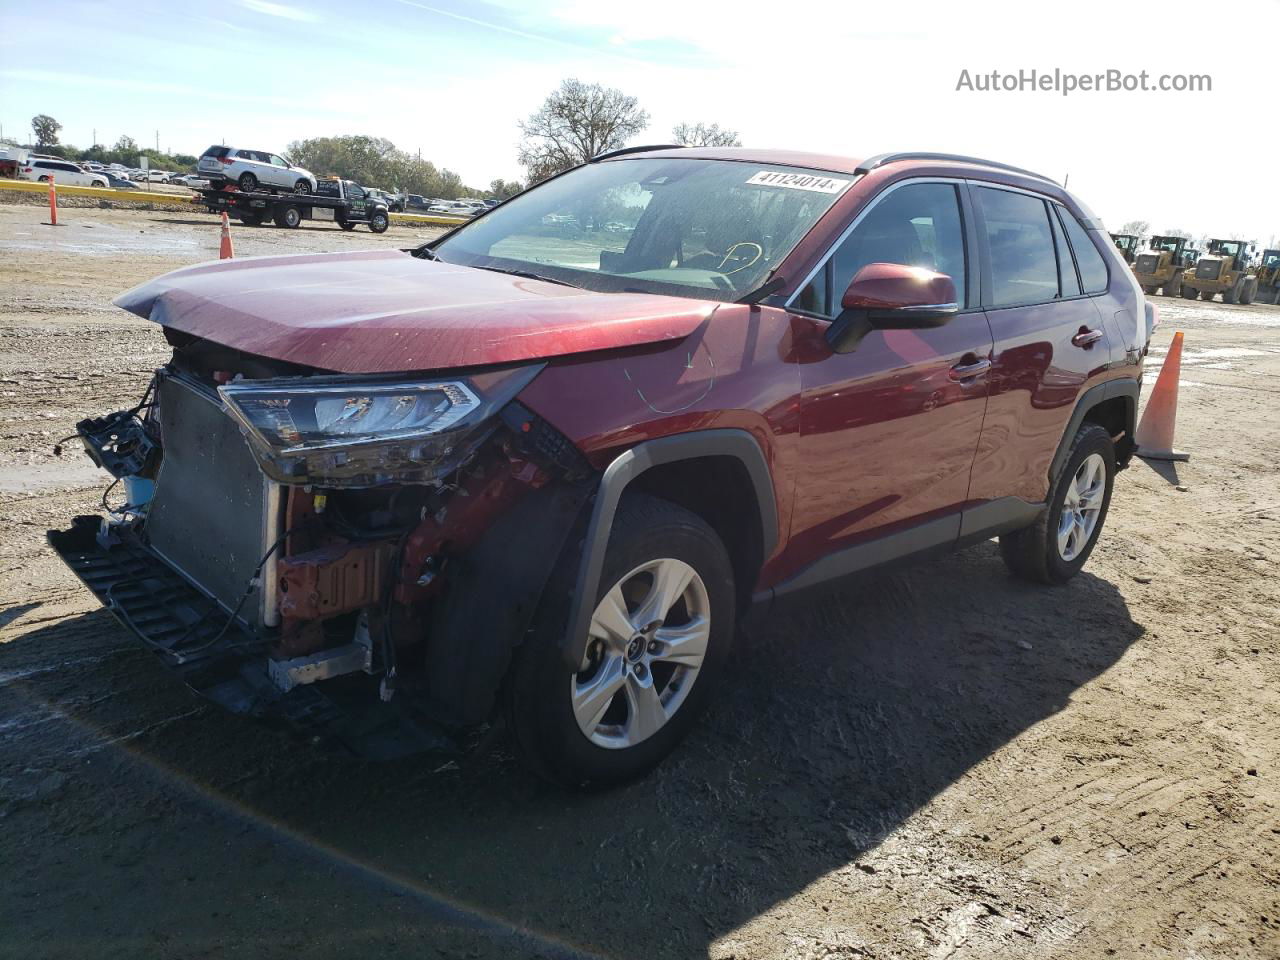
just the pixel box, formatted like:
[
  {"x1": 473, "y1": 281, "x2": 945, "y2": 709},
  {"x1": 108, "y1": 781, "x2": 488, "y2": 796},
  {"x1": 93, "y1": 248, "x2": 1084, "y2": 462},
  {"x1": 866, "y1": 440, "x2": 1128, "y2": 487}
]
[{"x1": 114, "y1": 249, "x2": 715, "y2": 373}]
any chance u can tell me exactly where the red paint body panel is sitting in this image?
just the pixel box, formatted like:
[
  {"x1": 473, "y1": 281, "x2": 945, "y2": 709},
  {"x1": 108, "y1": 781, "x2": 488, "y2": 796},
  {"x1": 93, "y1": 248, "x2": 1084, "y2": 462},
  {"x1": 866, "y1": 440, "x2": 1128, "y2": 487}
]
[{"x1": 113, "y1": 250, "x2": 714, "y2": 374}]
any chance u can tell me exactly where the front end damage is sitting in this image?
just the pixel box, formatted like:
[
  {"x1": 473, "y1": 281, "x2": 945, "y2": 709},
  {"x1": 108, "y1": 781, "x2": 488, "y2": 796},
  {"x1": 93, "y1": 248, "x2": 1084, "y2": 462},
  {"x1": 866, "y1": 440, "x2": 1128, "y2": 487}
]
[{"x1": 48, "y1": 333, "x2": 592, "y2": 758}]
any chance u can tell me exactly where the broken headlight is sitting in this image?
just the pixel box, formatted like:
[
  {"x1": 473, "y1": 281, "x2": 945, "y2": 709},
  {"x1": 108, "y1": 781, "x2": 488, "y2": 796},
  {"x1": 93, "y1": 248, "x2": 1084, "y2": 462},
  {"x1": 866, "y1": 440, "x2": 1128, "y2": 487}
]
[{"x1": 219, "y1": 366, "x2": 541, "y2": 487}]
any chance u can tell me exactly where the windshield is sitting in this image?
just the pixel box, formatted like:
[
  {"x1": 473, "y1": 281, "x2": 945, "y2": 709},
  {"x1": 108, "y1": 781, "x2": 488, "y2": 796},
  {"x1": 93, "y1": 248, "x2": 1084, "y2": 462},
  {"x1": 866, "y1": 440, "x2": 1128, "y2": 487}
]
[{"x1": 431, "y1": 158, "x2": 851, "y2": 301}]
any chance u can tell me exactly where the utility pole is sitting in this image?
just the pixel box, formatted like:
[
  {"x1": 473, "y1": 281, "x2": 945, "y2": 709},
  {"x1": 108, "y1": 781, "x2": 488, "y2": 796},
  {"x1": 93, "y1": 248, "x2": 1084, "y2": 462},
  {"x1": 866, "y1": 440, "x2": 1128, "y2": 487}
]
[
  {"x1": 155, "y1": 130, "x2": 160, "y2": 152},
  {"x1": 93, "y1": 128, "x2": 97, "y2": 147},
  {"x1": 1063, "y1": 172, "x2": 1070, "y2": 189}
]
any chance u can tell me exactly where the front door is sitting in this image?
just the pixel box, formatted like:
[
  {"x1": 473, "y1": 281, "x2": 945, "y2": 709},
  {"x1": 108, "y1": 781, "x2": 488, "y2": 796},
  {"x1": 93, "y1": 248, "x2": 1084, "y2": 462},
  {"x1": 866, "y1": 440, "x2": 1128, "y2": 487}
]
[{"x1": 783, "y1": 180, "x2": 993, "y2": 580}]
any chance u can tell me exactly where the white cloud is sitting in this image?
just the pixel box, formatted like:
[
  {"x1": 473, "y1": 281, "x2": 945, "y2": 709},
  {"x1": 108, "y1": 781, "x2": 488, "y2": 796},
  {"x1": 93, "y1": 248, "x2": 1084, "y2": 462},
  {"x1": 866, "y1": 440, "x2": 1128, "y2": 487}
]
[{"x1": 237, "y1": 0, "x2": 317, "y2": 23}]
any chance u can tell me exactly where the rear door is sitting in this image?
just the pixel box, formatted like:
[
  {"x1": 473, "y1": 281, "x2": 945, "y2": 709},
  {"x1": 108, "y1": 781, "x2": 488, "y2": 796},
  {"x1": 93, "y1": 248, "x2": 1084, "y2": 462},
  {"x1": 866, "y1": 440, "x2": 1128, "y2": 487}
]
[
  {"x1": 966, "y1": 184, "x2": 1112, "y2": 507},
  {"x1": 784, "y1": 179, "x2": 994, "y2": 574}
]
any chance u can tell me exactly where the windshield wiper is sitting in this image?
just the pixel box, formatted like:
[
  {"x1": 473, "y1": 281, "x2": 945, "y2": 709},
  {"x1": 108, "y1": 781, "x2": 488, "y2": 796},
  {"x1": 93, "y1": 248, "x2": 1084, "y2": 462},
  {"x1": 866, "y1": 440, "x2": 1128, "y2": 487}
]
[{"x1": 473, "y1": 265, "x2": 584, "y2": 289}]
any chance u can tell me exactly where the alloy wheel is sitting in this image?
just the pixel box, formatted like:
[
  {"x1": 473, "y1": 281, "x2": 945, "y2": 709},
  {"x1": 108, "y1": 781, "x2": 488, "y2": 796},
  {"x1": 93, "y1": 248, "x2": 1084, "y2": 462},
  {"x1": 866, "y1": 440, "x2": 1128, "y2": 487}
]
[
  {"x1": 571, "y1": 558, "x2": 710, "y2": 749},
  {"x1": 1058, "y1": 452, "x2": 1106, "y2": 561}
]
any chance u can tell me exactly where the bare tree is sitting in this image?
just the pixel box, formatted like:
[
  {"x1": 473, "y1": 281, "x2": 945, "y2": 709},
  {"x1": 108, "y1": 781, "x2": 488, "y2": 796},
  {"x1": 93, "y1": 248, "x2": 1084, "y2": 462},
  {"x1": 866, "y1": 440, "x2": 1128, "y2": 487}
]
[
  {"x1": 517, "y1": 79, "x2": 649, "y2": 183},
  {"x1": 1118, "y1": 220, "x2": 1150, "y2": 243},
  {"x1": 671, "y1": 122, "x2": 741, "y2": 147},
  {"x1": 31, "y1": 114, "x2": 61, "y2": 148},
  {"x1": 1160, "y1": 228, "x2": 1192, "y2": 240}
]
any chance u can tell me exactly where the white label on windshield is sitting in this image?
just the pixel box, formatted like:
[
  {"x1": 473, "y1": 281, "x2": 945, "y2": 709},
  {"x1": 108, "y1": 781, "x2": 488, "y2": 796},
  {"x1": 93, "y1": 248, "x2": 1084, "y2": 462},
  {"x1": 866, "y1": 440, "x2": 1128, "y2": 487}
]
[{"x1": 745, "y1": 171, "x2": 849, "y2": 193}]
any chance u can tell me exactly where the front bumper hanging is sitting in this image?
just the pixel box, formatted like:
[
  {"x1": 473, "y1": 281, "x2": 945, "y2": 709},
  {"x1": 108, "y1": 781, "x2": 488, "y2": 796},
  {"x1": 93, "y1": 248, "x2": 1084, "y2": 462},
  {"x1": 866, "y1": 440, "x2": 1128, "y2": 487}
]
[{"x1": 48, "y1": 515, "x2": 456, "y2": 759}]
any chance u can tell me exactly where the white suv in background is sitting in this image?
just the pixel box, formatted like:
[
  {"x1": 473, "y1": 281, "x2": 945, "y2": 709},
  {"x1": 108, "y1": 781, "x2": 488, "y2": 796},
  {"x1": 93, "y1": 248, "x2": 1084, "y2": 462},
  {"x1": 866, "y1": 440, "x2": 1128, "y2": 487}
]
[
  {"x1": 18, "y1": 158, "x2": 108, "y2": 188},
  {"x1": 197, "y1": 145, "x2": 317, "y2": 194}
]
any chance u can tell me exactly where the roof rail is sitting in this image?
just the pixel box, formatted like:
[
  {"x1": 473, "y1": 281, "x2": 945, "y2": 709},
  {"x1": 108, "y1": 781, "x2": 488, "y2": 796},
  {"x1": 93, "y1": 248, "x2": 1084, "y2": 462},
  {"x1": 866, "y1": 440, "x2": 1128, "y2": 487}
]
[
  {"x1": 855, "y1": 152, "x2": 1059, "y2": 186},
  {"x1": 591, "y1": 144, "x2": 686, "y2": 162}
]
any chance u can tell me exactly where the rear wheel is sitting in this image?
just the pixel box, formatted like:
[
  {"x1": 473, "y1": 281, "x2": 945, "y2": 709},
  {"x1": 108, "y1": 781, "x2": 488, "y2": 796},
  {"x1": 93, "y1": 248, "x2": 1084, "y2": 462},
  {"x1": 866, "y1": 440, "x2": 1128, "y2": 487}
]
[
  {"x1": 237, "y1": 172, "x2": 258, "y2": 192},
  {"x1": 274, "y1": 204, "x2": 301, "y2": 228},
  {"x1": 1181, "y1": 285, "x2": 1200, "y2": 300},
  {"x1": 1200, "y1": 290, "x2": 1217, "y2": 301},
  {"x1": 1239, "y1": 277, "x2": 1257, "y2": 305},
  {"x1": 338, "y1": 219, "x2": 356, "y2": 231},
  {"x1": 237, "y1": 211, "x2": 265, "y2": 226},
  {"x1": 505, "y1": 494, "x2": 735, "y2": 787},
  {"x1": 1142, "y1": 284, "x2": 1158, "y2": 295},
  {"x1": 1163, "y1": 271, "x2": 1183, "y2": 298},
  {"x1": 1000, "y1": 422, "x2": 1115, "y2": 585}
]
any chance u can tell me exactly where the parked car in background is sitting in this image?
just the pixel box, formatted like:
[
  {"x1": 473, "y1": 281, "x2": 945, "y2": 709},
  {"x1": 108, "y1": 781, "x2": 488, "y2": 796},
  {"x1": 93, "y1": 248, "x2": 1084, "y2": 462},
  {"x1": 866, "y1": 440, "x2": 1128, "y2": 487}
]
[
  {"x1": 169, "y1": 174, "x2": 206, "y2": 188},
  {"x1": 405, "y1": 194, "x2": 430, "y2": 211},
  {"x1": 136, "y1": 170, "x2": 173, "y2": 183},
  {"x1": 18, "y1": 158, "x2": 108, "y2": 187},
  {"x1": 100, "y1": 172, "x2": 139, "y2": 189},
  {"x1": 197, "y1": 145, "x2": 317, "y2": 194},
  {"x1": 51, "y1": 147, "x2": 1152, "y2": 786}
]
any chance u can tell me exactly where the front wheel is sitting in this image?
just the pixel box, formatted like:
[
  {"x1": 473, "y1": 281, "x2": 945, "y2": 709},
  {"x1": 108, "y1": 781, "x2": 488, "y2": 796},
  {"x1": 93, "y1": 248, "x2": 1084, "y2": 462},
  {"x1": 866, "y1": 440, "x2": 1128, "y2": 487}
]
[
  {"x1": 999, "y1": 422, "x2": 1115, "y2": 584},
  {"x1": 294, "y1": 179, "x2": 310, "y2": 194},
  {"x1": 505, "y1": 494, "x2": 735, "y2": 787},
  {"x1": 368, "y1": 211, "x2": 389, "y2": 233}
]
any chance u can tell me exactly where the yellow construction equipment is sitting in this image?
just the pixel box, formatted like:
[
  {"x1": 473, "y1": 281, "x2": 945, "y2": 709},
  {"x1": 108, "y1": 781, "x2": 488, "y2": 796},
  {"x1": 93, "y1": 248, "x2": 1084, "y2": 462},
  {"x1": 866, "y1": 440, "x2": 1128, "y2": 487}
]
[
  {"x1": 1133, "y1": 236, "x2": 1196, "y2": 297},
  {"x1": 1179, "y1": 239, "x2": 1258, "y2": 304},
  {"x1": 1109, "y1": 233, "x2": 1139, "y2": 265},
  {"x1": 1254, "y1": 248, "x2": 1280, "y2": 305}
]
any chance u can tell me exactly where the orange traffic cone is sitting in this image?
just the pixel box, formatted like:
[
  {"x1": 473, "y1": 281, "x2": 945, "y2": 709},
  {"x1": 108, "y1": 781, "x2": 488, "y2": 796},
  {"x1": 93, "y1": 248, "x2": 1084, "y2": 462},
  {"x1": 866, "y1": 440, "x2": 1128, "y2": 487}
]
[
  {"x1": 1135, "y1": 330, "x2": 1189, "y2": 461},
  {"x1": 219, "y1": 211, "x2": 234, "y2": 259},
  {"x1": 46, "y1": 177, "x2": 58, "y2": 226}
]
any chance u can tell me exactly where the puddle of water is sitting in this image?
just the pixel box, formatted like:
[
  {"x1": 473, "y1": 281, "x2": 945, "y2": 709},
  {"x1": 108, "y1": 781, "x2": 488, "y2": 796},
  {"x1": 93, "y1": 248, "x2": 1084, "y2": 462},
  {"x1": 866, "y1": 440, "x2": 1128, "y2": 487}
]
[
  {"x1": 0, "y1": 460, "x2": 106, "y2": 493},
  {"x1": 0, "y1": 219, "x2": 201, "y2": 257}
]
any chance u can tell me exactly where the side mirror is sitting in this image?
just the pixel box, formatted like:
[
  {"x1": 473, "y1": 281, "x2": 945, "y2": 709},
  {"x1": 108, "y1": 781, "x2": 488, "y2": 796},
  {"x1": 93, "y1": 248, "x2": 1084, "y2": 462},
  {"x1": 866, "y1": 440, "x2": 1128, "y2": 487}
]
[{"x1": 825, "y1": 263, "x2": 959, "y2": 354}]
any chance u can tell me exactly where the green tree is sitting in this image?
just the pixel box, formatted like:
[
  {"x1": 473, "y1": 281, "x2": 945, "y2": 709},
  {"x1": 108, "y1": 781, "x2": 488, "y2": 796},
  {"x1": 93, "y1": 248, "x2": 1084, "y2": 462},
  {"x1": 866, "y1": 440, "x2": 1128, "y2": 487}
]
[
  {"x1": 31, "y1": 114, "x2": 61, "y2": 148},
  {"x1": 672, "y1": 122, "x2": 741, "y2": 147},
  {"x1": 517, "y1": 79, "x2": 648, "y2": 184},
  {"x1": 488, "y1": 178, "x2": 524, "y2": 199}
]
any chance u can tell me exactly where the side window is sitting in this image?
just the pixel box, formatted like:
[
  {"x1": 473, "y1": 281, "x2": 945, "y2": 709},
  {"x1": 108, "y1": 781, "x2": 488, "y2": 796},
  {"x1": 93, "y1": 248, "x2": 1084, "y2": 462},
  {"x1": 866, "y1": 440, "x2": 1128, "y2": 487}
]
[
  {"x1": 269, "y1": 154, "x2": 288, "y2": 167},
  {"x1": 347, "y1": 184, "x2": 365, "y2": 199},
  {"x1": 796, "y1": 182, "x2": 967, "y2": 316},
  {"x1": 1058, "y1": 210, "x2": 1109, "y2": 294},
  {"x1": 1049, "y1": 206, "x2": 1080, "y2": 297},
  {"x1": 975, "y1": 187, "x2": 1058, "y2": 307}
]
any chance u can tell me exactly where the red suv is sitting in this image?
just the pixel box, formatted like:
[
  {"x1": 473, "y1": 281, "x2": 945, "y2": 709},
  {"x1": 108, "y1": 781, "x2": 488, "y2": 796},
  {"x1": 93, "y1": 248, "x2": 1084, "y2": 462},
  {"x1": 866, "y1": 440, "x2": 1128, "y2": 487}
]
[{"x1": 51, "y1": 147, "x2": 1153, "y2": 785}]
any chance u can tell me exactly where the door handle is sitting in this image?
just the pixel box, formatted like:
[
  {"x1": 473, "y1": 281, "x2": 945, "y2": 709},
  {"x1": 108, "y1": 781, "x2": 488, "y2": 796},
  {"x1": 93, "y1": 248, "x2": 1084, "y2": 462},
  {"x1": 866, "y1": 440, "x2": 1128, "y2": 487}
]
[
  {"x1": 948, "y1": 358, "x2": 992, "y2": 381},
  {"x1": 1072, "y1": 328, "x2": 1104, "y2": 348}
]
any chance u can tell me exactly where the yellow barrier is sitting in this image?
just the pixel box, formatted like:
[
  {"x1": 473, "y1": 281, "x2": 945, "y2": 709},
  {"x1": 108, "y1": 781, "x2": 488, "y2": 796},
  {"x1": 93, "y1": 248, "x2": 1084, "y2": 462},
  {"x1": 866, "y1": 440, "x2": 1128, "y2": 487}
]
[{"x1": 0, "y1": 178, "x2": 469, "y2": 227}]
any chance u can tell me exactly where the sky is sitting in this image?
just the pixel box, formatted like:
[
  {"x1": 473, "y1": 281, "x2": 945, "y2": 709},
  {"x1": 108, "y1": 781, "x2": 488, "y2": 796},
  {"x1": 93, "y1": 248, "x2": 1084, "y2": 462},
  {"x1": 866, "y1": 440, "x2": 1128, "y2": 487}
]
[{"x1": 1, "y1": 0, "x2": 1277, "y2": 244}]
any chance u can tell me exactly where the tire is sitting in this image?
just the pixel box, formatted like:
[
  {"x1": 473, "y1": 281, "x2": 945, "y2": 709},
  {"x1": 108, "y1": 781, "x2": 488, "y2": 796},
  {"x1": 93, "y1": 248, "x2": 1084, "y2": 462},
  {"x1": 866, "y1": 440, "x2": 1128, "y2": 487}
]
[
  {"x1": 237, "y1": 211, "x2": 264, "y2": 226},
  {"x1": 1240, "y1": 277, "x2": 1257, "y2": 306},
  {"x1": 274, "y1": 204, "x2": 301, "y2": 228},
  {"x1": 38, "y1": 175, "x2": 52, "y2": 183},
  {"x1": 338, "y1": 219, "x2": 356, "y2": 231},
  {"x1": 368, "y1": 212, "x2": 389, "y2": 234},
  {"x1": 1200, "y1": 290, "x2": 1217, "y2": 301},
  {"x1": 999, "y1": 422, "x2": 1115, "y2": 585},
  {"x1": 237, "y1": 172, "x2": 258, "y2": 192},
  {"x1": 1181, "y1": 285, "x2": 1200, "y2": 300},
  {"x1": 1164, "y1": 271, "x2": 1183, "y2": 298},
  {"x1": 505, "y1": 493, "x2": 735, "y2": 787},
  {"x1": 1142, "y1": 284, "x2": 1158, "y2": 295},
  {"x1": 294, "y1": 179, "x2": 310, "y2": 194}
]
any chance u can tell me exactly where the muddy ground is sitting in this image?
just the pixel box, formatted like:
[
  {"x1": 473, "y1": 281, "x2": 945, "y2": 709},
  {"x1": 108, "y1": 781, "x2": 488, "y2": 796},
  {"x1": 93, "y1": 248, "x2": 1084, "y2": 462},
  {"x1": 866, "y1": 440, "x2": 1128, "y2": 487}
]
[{"x1": 1, "y1": 203, "x2": 1277, "y2": 960}]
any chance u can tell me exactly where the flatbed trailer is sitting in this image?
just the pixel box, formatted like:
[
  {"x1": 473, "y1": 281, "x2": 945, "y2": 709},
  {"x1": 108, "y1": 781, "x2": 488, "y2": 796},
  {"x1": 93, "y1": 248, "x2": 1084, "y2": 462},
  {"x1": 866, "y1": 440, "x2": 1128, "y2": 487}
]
[{"x1": 196, "y1": 178, "x2": 390, "y2": 233}]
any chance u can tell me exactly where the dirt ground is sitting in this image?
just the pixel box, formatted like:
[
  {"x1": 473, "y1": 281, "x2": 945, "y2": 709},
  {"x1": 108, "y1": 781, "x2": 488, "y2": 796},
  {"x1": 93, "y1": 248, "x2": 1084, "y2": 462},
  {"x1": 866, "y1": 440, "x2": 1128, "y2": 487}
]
[{"x1": 1, "y1": 203, "x2": 1277, "y2": 960}]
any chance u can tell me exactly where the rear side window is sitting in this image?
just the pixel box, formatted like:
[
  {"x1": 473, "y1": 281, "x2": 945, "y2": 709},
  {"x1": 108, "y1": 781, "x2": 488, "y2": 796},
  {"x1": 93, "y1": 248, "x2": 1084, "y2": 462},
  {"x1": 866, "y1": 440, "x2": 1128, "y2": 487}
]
[
  {"x1": 795, "y1": 181, "x2": 968, "y2": 315},
  {"x1": 975, "y1": 187, "x2": 1058, "y2": 307},
  {"x1": 1058, "y1": 210, "x2": 1109, "y2": 294},
  {"x1": 1049, "y1": 207, "x2": 1080, "y2": 297},
  {"x1": 202, "y1": 146, "x2": 229, "y2": 158}
]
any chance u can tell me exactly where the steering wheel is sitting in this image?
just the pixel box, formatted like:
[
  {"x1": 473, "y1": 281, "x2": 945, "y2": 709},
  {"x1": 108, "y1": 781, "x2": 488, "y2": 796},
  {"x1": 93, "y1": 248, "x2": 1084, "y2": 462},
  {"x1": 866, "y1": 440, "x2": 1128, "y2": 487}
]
[{"x1": 717, "y1": 242, "x2": 764, "y2": 276}]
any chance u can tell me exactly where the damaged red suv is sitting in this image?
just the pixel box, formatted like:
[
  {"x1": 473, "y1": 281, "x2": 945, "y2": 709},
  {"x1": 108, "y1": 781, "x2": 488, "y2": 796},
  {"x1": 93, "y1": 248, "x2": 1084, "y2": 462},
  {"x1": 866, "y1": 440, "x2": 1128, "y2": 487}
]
[{"x1": 51, "y1": 147, "x2": 1153, "y2": 785}]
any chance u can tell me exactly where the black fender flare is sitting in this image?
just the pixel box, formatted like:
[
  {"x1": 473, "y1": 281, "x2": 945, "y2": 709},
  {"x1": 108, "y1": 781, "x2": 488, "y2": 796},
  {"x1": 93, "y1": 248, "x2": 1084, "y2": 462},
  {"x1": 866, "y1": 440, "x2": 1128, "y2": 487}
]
[
  {"x1": 560, "y1": 428, "x2": 778, "y2": 670},
  {"x1": 1048, "y1": 378, "x2": 1139, "y2": 480}
]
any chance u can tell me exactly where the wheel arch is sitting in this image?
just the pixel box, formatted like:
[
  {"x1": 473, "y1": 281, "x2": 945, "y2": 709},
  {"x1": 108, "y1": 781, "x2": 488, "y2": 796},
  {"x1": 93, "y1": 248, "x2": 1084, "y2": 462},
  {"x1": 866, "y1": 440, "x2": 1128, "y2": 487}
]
[
  {"x1": 1049, "y1": 378, "x2": 1139, "y2": 480},
  {"x1": 561, "y1": 429, "x2": 778, "y2": 670}
]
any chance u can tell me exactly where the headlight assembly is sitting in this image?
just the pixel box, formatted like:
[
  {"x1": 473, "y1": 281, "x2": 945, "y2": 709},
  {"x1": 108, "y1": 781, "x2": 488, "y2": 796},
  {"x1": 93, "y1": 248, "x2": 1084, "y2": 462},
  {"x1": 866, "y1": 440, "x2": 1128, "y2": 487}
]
[{"x1": 219, "y1": 366, "x2": 541, "y2": 487}]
